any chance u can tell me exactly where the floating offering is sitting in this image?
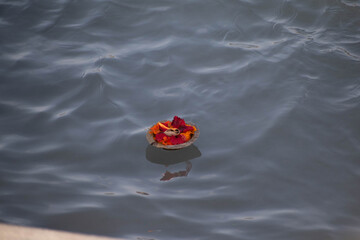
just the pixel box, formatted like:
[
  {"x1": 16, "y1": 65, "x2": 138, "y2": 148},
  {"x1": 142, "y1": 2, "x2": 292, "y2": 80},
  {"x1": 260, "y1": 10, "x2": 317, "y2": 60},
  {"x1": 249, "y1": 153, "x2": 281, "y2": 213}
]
[{"x1": 146, "y1": 116, "x2": 199, "y2": 149}]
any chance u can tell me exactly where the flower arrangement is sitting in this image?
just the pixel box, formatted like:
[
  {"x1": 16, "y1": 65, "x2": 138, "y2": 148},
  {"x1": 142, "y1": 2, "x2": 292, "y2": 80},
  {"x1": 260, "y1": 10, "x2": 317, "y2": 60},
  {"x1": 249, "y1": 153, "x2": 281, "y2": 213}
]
[{"x1": 149, "y1": 116, "x2": 197, "y2": 146}]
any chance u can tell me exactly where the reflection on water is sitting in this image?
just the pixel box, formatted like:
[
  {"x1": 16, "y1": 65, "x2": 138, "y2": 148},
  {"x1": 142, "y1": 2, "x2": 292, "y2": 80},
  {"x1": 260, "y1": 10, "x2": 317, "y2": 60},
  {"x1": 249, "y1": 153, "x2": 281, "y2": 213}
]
[{"x1": 145, "y1": 145, "x2": 201, "y2": 181}]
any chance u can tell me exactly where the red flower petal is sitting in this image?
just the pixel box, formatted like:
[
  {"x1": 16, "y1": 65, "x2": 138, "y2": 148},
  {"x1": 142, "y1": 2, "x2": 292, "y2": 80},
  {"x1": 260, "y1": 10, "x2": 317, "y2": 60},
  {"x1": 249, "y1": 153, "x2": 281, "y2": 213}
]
[
  {"x1": 169, "y1": 135, "x2": 186, "y2": 145},
  {"x1": 155, "y1": 133, "x2": 166, "y2": 142},
  {"x1": 171, "y1": 116, "x2": 186, "y2": 128},
  {"x1": 179, "y1": 125, "x2": 194, "y2": 133}
]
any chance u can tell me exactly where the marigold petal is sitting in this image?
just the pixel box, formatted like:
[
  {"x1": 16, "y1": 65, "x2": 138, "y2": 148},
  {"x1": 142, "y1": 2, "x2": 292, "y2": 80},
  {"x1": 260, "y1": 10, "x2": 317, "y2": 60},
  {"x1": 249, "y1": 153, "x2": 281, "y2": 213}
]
[
  {"x1": 158, "y1": 122, "x2": 169, "y2": 131},
  {"x1": 180, "y1": 132, "x2": 192, "y2": 142},
  {"x1": 150, "y1": 123, "x2": 161, "y2": 135}
]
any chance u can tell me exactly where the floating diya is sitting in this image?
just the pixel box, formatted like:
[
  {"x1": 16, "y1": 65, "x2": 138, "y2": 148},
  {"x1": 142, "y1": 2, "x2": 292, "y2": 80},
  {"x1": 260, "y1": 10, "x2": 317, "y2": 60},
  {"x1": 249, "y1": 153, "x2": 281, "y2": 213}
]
[{"x1": 146, "y1": 116, "x2": 199, "y2": 150}]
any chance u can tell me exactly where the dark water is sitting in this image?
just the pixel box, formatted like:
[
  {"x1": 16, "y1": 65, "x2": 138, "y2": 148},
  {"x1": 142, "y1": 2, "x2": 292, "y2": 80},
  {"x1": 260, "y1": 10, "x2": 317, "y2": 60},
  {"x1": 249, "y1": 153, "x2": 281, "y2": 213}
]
[{"x1": 1, "y1": 0, "x2": 360, "y2": 239}]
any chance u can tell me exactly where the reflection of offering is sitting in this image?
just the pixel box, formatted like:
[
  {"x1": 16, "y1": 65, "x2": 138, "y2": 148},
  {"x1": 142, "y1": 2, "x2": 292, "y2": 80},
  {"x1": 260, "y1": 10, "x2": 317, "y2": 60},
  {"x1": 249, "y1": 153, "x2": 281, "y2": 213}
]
[
  {"x1": 161, "y1": 161, "x2": 192, "y2": 181},
  {"x1": 146, "y1": 116, "x2": 199, "y2": 150},
  {"x1": 145, "y1": 145, "x2": 201, "y2": 181}
]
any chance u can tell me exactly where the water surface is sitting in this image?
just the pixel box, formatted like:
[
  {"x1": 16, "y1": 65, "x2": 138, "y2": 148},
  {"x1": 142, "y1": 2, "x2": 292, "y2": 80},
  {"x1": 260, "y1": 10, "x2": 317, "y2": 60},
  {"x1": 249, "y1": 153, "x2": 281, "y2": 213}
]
[{"x1": 1, "y1": 0, "x2": 360, "y2": 239}]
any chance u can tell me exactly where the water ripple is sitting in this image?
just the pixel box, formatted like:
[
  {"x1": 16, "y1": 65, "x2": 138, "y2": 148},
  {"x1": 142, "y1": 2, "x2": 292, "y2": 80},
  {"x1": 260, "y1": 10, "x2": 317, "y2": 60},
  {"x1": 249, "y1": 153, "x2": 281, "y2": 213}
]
[{"x1": 1, "y1": 1, "x2": 360, "y2": 239}]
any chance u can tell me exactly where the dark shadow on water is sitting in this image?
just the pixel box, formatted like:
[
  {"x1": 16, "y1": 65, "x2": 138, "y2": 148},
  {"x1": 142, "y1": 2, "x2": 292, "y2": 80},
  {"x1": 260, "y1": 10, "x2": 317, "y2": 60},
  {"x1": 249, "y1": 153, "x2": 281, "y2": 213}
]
[{"x1": 145, "y1": 145, "x2": 201, "y2": 181}]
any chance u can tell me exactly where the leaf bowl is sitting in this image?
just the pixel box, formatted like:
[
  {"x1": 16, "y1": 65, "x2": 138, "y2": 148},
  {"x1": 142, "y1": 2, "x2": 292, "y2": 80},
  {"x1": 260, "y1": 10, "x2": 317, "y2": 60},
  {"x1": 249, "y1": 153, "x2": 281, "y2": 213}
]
[{"x1": 146, "y1": 121, "x2": 200, "y2": 150}]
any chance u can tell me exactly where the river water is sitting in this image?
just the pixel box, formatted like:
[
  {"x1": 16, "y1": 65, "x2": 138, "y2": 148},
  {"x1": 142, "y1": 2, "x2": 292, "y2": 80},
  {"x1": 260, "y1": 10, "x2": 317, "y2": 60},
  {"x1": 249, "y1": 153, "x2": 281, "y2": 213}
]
[{"x1": 1, "y1": 0, "x2": 360, "y2": 239}]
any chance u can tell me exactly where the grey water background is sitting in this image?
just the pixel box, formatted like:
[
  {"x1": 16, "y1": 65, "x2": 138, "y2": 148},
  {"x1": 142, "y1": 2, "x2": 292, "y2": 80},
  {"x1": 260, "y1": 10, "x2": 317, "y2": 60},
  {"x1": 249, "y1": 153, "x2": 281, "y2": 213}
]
[{"x1": 1, "y1": 0, "x2": 360, "y2": 239}]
